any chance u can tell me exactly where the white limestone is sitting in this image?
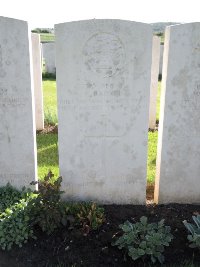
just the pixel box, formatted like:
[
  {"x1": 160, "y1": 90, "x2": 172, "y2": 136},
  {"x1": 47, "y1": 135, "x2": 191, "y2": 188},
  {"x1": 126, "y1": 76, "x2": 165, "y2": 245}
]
[
  {"x1": 31, "y1": 33, "x2": 44, "y2": 130},
  {"x1": 0, "y1": 17, "x2": 37, "y2": 189},
  {"x1": 154, "y1": 23, "x2": 200, "y2": 204},
  {"x1": 56, "y1": 20, "x2": 152, "y2": 204},
  {"x1": 159, "y1": 44, "x2": 164, "y2": 75},
  {"x1": 149, "y1": 36, "x2": 160, "y2": 129},
  {"x1": 42, "y1": 42, "x2": 55, "y2": 74}
]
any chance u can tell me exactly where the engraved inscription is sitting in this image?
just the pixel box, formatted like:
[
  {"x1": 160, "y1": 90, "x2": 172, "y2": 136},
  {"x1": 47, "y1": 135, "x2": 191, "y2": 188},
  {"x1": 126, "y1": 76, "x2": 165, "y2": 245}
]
[
  {"x1": 78, "y1": 77, "x2": 129, "y2": 137},
  {"x1": 78, "y1": 33, "x2": 129, "y2": 137},
  {"x1": 0, "y1": 173, "x2": 30, "y2": 179},
  {"x1": 0, "y1": 87, "x2": 7, "y2": 96},
  {"x1": 0, "y1": 45, "x2": 6, "y2": 78},
  {"x1": 0, "y1": 97, "x2": 28, "y2": 107},
  {"x1": 83, "y1": 33, "x2": 126, "y2": 77}
]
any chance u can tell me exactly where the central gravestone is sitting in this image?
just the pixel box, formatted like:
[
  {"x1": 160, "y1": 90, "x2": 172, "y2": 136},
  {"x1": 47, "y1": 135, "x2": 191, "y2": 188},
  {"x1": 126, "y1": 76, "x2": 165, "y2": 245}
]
[{"x1": 56, "y1": 20, "x2": 152, "y2": 204}]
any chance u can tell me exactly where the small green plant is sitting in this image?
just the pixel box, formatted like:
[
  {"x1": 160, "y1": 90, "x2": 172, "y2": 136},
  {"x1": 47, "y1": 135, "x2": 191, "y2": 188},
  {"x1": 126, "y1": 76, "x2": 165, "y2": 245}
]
[
  {"x1": 183, "y1": 215, "x2": 200, "y2": 249},
  {"x1": 76, "y1": 202, "x2": 105, "y2": 233},
  {"x1": 0, "y1": 172, "x2": 105, "y2": 250},
  {"x1": 30, "y1": 171, "x2": 67, "y2": 235},
  {"x1": 112, "y1": 216, "x2": 173, "y2": 264},
  {"x1": 0, "y1": 192, "x2": 37, "y2": 250}
]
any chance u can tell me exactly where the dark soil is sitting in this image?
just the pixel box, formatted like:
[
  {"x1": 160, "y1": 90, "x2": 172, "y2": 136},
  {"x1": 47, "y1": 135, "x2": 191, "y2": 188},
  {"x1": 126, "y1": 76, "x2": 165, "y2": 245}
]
[
  {"x1": 0, "y1": 204, "x2": 200, "y2": 267},
  {"x1": 37, "y1": 124, "x2": 58, "y2": 134}
]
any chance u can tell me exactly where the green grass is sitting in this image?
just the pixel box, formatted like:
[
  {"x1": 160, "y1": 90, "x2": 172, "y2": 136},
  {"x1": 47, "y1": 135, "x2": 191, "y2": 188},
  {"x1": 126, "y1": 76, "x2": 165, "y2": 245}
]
[
  {"x1": 37, "y1": 133, "x2": 59, "y2": 180},
  {"x1": 38, "y1": 79, "x2": 160, "y2": 184},
  {"x1": 40, "y1": 33, "x2": 55, "y2": 42},
  {"x1": 43, "y1": 79, "x2": 58, "y2": 125},
  {"x1": 156, "y1": 81, "x2": 161, "y2": 121},
  {"x1": 147, "y1": 131, "x2": 158, "y2": 184}
]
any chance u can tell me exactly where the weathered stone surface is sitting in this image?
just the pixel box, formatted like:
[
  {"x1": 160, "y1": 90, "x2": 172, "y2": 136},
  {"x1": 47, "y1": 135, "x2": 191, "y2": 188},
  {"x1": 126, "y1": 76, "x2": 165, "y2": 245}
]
[
  {"x1": 154, "y1": 23, "x2": 200, "y2": 204},
  {"x1": 31, "y1": 33, "x2": 44, "y2": 130},
  {"x1": 149, "y1": 36, "x2": 160, "y2": 129},
  {"x1": 159, "y1": 44, "x2": 164, "y2": 75},
  {"x1": 56, "y1": 20, "x2": 152, "y2": 204},
  {"x1": 42, "y1": 42, "x2": 55, "y2": 74},
  {"x1": 0, "y1": 17, "x2": 37, "y2": 189}
]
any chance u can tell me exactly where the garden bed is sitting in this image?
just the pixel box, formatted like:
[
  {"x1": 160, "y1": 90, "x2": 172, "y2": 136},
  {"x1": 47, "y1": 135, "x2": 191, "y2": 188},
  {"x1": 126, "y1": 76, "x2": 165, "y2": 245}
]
[{"x1": 0, "y1": 203, "x2": 199, "y2": 267}]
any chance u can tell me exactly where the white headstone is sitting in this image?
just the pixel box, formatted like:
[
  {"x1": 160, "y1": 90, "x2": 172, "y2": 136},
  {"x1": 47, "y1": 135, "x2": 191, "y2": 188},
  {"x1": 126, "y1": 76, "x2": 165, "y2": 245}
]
[
  {"x1": 149, "y1": 36, "x2": 160, "y2": 129},
  {"x1": 154, "y1": 23, "x2": 200, "y2": 204},
  {"x1": 0, "y1": 17, "x2": 37, "y2": 189},
  {"x1": 56, "y1": 20, "x2": 152, "y2": 204},
  {"x1": 42, "y1": 42, "x2": 55, "y2": 74},
  {"x1": 31, "y1": 33, "x2": 44, "y2": 130},
  {"x1": 159, "y1": 44, "x2": 164, "y2": 75}
]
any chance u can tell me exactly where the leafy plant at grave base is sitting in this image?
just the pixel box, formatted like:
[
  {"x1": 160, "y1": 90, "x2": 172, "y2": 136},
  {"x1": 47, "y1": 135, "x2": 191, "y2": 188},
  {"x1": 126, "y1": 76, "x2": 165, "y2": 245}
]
[
  {"x1": 74, "y1": 202, "x2": 105, "y2": 234},
  {"x1": 0, "y1": 191, "x2": 37, "y2": 250},
  {"x1": 29, "y1": 171, "x2": 68, "y2": 235},
  {"x1": 29, "y1": 171, "x2": 105, "y2": 235},
  {"x1": 112, "y1": 216, "x2": 173, "y2": 264},
  {"x1": 183, "y1": 215, "x2": 200, "y2": 249},
  {"x1": 0, "y1": 184, "x2": 22, "y2": 213}
]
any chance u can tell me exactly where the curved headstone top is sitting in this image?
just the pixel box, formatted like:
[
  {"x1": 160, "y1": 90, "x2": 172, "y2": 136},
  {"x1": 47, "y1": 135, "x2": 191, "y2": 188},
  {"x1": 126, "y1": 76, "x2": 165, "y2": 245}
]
[
  {"x1": 55, "y1": 19, "x2": 152, "y2": 204},
  {"x1": 55, "y1": 19, "x2": 152, "y2": 27}
]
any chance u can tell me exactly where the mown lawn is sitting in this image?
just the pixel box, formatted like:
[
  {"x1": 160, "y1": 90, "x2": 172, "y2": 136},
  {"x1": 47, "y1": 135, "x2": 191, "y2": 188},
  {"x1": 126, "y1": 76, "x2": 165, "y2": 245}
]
[
  {"x1": 40, "y1": 33, "x2": 55, "y2": 42},
  {"x1": 147, "y1": 131, "x2": 158, "y2": 183},
  {"x1": 43, "y1": 79, "x2": 58, "y2": 125},
  {"x1": 156, "y1": 81, "x2": 161, "y2": 121},
  {"x1": 37, "y1": 133, "x2": 59, "y2": 180},
  {"x1": 37, "y1": 80, "x2": 161, "y2": 183}
]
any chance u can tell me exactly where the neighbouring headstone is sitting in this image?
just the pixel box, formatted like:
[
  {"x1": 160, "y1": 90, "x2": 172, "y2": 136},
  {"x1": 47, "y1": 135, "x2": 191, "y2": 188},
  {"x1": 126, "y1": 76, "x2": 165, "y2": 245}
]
[
  {"x1": 154, "y1": 23, "x2": 200, "y2": 204},
  {"x1": 56, "y1": 20, "x2": 152, "y2": 204},
  {"x1": 40, "y1": 43, "x2": 43, "y2": 68},
  {"x1": 31, "y1": 33, "x2": 44, "y2": 130},
  {"x1": 149, "y1": 36, "x2": 160, "y2": 129},
  {"x1": 159, "y1": 44, "x2": 164, "y2": 75},
  {"x1": 0, "y1": 16, "x2": 37, "y2": 189},
  {"x1": 42, "y1": 42, "x2": 55, "y2": 74}
]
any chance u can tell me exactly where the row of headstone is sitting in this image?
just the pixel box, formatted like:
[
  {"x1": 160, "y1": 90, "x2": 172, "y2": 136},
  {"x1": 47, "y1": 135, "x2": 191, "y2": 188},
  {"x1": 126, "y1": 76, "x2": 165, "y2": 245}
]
[
  {"x1": 40, "y1": 41, "x2": 163, "y2": 83},
  {"x1": 39, "y1": 39, "x2": 162, "y2": 130},
  {"x1": 39, "y1": 41, "x2": 160, "y2": 131},
  {"x1": 0, "y1": 16, "x2": 199, "y2": 204}
]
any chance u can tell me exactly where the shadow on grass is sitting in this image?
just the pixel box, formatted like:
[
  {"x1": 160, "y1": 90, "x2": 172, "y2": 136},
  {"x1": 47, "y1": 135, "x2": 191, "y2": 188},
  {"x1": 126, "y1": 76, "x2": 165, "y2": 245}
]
[{"x1": 37, "y1": 133, "x2": 58, "y2": 167}]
